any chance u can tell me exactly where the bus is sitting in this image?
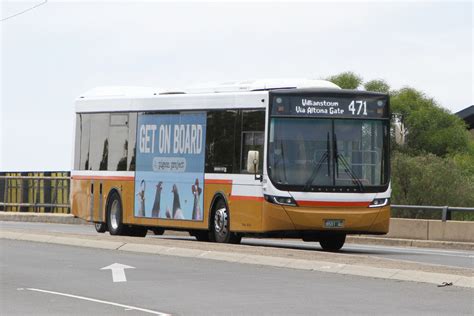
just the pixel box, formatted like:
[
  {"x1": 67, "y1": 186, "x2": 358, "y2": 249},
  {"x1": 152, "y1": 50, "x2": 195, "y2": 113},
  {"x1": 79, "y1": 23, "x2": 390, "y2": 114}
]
[{"x1": 71, "y1": 79, "x2": 391, "y2": 251}]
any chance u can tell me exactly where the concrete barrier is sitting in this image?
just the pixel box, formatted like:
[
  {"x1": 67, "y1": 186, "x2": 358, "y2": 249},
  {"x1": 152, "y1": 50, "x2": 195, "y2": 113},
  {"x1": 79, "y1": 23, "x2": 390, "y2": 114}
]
[
  {"x1": 428, "y1": 220, "x2": 474, "y2": 242},
  {"x1": 0, "y1": 212, "x2": 87, "y2": 225},
  {"x1": 386, "y1": 218, "x2": 428, "y2": 240},
  {"x1": 387, "y1": 218, "x2": 474, "y2": 242}
]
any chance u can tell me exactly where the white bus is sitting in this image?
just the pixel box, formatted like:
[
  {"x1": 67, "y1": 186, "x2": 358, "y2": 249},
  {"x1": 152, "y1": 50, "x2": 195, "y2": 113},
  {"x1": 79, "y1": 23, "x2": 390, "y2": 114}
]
[{"x1": 72, "y1": 79, "x2": 391, "y2": 251}]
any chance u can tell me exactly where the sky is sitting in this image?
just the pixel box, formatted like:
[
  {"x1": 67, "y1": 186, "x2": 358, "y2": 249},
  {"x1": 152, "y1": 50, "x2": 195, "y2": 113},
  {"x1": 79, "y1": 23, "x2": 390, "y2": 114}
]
[{"x1": 1, "y1": 0, "x2": 473, "y2": 171}]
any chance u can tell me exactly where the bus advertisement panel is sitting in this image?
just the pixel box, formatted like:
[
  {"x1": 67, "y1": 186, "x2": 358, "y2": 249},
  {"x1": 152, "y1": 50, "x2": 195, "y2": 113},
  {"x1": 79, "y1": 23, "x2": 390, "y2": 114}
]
[{"x1": 134, "y1": 112, "x2": 206, "y2": 221}]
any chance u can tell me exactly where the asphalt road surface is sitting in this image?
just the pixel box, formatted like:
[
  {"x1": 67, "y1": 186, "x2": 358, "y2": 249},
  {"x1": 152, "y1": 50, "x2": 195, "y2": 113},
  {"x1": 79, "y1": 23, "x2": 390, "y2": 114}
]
[
  {"x1": 1, "y1": 239, "x2": 473, "y2": 315},
  {"x1": 1, "y1": 221, "x2": 473, "y2": 269}
]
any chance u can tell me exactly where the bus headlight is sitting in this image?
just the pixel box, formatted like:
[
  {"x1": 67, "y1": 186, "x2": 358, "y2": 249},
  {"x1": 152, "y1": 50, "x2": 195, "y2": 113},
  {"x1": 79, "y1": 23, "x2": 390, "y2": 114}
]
[
  {"x1": 369, "y1": 198, "x2": 390, "y2": 208},
  {"x1": 264, "y1": 194, "x2": 298, "y2": 206}
]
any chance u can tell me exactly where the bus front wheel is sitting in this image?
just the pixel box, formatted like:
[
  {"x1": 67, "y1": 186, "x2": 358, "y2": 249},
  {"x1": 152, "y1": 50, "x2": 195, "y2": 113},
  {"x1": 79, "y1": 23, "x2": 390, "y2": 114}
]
[
  {"x1": 107, "y1": 192, "x2": 126, "y2": 236},
  {"x1": 211, "y1": 199, "x2": 241, "y2": 244},
  {"x1": 319, "y1": 234, "x2": 346, "y2": 251}
]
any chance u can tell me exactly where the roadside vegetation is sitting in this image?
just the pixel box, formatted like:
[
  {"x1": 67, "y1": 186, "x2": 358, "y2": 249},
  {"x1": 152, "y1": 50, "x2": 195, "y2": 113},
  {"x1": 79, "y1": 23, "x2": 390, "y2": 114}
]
[{"x1": 328, "y1": 72, "x2": 474, "y2": 220}]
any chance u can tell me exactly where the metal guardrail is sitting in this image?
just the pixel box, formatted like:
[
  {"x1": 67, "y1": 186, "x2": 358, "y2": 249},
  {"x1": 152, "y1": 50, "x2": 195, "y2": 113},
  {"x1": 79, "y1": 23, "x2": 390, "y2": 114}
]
[
  {"x1": 0, "y1": 172, "x2": 70, "y2": 213},
  {"x1": 391, "y1": 205, "x2": 474, "y2": 222}
]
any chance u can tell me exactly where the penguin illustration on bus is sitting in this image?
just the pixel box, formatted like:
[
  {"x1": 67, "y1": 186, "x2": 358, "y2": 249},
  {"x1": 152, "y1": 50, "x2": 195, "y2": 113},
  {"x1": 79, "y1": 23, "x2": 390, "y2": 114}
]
[
  {"x1": 192, "y1": 178, "x2": 202, "y2": 220},
  {"x1": 137, "y1": 179, "x2": 146, "y2": 217}
]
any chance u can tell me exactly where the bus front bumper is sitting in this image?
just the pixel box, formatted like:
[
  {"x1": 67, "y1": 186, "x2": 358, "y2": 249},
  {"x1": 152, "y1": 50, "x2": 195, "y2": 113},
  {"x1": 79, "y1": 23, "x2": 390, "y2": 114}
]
[{"x1": 262, "y1": 200, "x2": 390, "y2": 234}]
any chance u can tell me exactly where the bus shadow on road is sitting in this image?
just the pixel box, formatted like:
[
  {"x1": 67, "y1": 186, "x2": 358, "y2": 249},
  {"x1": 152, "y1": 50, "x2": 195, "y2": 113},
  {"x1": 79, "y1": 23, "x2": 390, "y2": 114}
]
[{"x1": 151, "y1": 234, "x2": 391, "y2": 256}]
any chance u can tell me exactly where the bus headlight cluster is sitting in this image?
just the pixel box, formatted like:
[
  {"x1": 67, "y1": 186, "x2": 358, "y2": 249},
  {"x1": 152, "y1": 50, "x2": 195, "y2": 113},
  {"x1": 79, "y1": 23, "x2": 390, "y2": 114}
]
[
  {"x1": 369, "y1": 198, "x2": 390, "y2": 208},
  {"x1": 264, "y1": 194, "x2": 298, "y2": 206}
]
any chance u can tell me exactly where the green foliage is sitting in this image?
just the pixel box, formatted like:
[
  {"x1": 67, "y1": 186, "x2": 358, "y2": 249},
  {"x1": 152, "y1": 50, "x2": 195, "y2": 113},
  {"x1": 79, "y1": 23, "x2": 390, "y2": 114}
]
[
  {"x1": 390, "y1": 87, "x2": 471, "y2": 156},
  {"x1": 389, "y1": 87, "x2": 431, "y2": 118},
  {"x1": 326, "y1": 71, "x2": 363, "y2": 89},
  {"x1": 406, "y1": 106, "x2": 469, "y2": 156},
  {"x1": 364, "y1": 79, "x2": 390, "y2": 93},
  {"x1": 452, "y1": 141, "x2": 474, "y2": 175},
  {"x1": 391, "y1": 152, "x2": 474, "y2": 219}
]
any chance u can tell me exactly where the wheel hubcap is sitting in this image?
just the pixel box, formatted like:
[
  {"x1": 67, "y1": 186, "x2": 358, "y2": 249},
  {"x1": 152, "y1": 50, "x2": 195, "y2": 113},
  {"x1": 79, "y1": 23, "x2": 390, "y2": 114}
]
[
  {"x1": 110, "y1": 200, "x2": 119, "y2": 230},
  {"x1": 214, "y1": 207, "x2": 228, "y2": 237}
]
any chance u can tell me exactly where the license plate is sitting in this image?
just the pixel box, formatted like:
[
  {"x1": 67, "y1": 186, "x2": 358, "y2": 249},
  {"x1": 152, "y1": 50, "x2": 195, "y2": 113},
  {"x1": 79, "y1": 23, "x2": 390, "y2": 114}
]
[{"x1": 324, "y1": 219, "x2": 344, "y2": 228}]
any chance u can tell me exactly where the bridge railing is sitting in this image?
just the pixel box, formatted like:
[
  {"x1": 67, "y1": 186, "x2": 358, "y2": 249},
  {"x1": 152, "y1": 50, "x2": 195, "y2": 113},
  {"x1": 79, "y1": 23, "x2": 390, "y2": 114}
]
[
  {"x1": 391, "y1": 205, "x2": 474, "y2": 222},
  {"x1": 0, "y1": 172, "x2": 70, "y2": 213}
]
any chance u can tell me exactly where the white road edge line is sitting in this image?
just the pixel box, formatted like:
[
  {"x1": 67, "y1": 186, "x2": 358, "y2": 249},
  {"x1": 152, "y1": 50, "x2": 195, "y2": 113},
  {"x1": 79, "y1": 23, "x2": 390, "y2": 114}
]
[{"x1": 24, "y1": 288, "x2": 170, "y2": 315}]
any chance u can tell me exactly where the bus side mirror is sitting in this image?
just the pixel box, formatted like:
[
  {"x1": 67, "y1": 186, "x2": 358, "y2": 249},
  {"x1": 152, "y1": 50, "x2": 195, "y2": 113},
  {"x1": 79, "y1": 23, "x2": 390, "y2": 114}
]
[{"x1": 247, "y1": 150, "x2": 259, "y2": 174}]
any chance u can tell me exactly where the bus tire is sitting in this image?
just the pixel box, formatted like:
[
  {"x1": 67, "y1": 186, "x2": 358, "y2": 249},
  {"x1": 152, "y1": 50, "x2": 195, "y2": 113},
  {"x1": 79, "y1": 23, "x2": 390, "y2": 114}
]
[
  {"x1": 128, "y1": 226, "x2": 148, "y2": 237},
  {"x1": 211, "y1": 199, "x2": 241, "y2": 244},
  {"x1": 190, "y1": 230, "x2": 210, "y2": 242},
  {"x1": 94, "y1": 222, "x2": 107, "y2": 233},
  {"x1": 152, "y1": 228, "x2": 165, "y2": 235},
  {"x1": 319, "y1": 234, "x2": 346, "y2": 251},
  {"x1": 107, "y1": 191, "x2": 126, "y2": 236}
]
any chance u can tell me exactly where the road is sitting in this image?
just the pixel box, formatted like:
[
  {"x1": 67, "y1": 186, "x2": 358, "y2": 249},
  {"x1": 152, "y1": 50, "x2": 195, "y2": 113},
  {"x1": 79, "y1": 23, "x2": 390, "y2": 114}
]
[
  {"x1": 1, "y1": 239, "x2": 472, "y2": 315},
  {"x1": 1, "y1": 221, "x2": 472, "y2": 269}
]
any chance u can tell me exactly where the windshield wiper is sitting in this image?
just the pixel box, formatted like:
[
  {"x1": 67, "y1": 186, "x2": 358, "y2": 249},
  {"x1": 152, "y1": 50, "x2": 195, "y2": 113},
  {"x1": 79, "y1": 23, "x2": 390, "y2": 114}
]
[
  {"x1": 333, "y1": 133, "x2": 364, "y2": 191},
  {"x1": 304, "y1": 133, "x2": 330, "y2": 191}
]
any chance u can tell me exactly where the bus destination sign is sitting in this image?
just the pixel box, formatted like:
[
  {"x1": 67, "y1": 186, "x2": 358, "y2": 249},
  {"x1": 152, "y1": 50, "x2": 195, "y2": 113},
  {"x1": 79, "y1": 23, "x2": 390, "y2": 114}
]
[{"x1": 271, "y1": 96, "x2": 388, "y2": 119}]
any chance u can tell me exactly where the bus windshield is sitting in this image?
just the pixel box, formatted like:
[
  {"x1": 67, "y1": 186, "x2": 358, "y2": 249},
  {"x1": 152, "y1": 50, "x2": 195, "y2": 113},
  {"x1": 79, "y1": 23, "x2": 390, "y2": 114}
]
[{"x1": 268, "y1": 117, "x2": 389, "y2": 192}]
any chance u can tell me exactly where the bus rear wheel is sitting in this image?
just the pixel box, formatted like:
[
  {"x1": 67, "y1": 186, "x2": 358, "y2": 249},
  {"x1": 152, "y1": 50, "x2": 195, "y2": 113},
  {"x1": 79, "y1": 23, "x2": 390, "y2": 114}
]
[
  {"x1": 212, "y1": 199, "x2": 241, "y2": 244},
  {"x1": 94, "y1": 222, "x2": 107, "y2": 233},
  {"x1": 319, "y1": 234, "x2": 346, "y2": 251},
  {"x1": 107, "y1": 192, "x2": 126, "y2": 236}
]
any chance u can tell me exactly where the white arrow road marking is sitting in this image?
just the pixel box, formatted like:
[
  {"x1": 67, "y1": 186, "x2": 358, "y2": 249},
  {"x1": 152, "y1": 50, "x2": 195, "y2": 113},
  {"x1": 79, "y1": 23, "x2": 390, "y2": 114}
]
[
  {"x1": 101, "y1": 263, "x2": 135, "y2": 282},
  {"x1": 22, "y1": 288, "x2": 170, "y2": 315}
]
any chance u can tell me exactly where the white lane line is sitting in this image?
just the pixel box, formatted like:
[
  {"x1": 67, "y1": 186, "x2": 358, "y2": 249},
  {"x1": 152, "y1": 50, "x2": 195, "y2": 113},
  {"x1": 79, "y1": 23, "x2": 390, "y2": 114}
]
[{"x1": 24, "y1": 288, "x2": 170, "y2": 315}]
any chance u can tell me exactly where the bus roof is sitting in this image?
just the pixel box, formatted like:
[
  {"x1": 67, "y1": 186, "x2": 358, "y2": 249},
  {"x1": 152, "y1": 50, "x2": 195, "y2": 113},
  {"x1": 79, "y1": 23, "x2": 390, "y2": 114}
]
[{"x1": 75, "y1": 78, "x2": 341, "y2": 113}]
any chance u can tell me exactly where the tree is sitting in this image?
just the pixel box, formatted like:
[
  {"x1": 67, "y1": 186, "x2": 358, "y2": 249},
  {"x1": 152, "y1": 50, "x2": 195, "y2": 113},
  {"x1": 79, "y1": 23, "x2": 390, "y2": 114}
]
[
  {"x1": 326, "y1": 72, "x2": 363, "y2": 89},
  {"x1": 364, "y1": 79, "x2": 390, "y2": 93},
  {"x1": 391, "y1": 87, "x2": 470, "y2": 156}
]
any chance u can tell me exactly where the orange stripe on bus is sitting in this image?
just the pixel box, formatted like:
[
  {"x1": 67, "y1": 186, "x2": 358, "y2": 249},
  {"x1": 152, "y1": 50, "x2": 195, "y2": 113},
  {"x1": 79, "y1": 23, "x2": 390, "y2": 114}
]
[
  {"x1": 71, "y1": 175, "x2": 135, "y2": 181},
  {"x1": 204, "y1": 179, "x2": 233, "y2": 185},
  {"x1": 230, "y1": 195, "x2": 264, "y2": 201},
  {"x1": 297, "y1": 200, "x2": 370, "y2": 207}
]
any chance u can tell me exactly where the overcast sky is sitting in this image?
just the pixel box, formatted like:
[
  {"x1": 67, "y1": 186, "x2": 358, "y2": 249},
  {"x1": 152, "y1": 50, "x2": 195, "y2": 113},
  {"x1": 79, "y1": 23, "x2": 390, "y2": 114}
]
[{"x1": 1, "y1": 0, "x2": 473, "y2": 171}]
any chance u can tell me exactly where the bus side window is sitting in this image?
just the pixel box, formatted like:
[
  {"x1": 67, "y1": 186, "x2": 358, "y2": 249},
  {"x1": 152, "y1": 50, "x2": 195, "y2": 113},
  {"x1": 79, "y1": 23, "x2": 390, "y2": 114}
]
[
  {"x1": 241, "y1": 131, "x2": 264, "y2": 173},
  {"x1": 240, "y1": 110, "x2": 265, "y2": 173},
  {"x1": 108, "y1": 113, "x2": 129, "y2": 171},
  {"x1": 79, "y1": 114, "x2": 91, "y2": 170},
  {"x1": 89, "y1": 114, "x2": 110, "y2": 170},
  {"x1": 205, "y1": 110, "x2": 239, "y2": 173}
]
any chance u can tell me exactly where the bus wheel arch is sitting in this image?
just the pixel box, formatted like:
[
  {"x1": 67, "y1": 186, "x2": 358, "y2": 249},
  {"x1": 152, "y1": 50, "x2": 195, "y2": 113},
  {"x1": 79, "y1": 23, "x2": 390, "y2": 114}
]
[{"x1": 209, "y1": 193, "x2": 241, "y2": 244}]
